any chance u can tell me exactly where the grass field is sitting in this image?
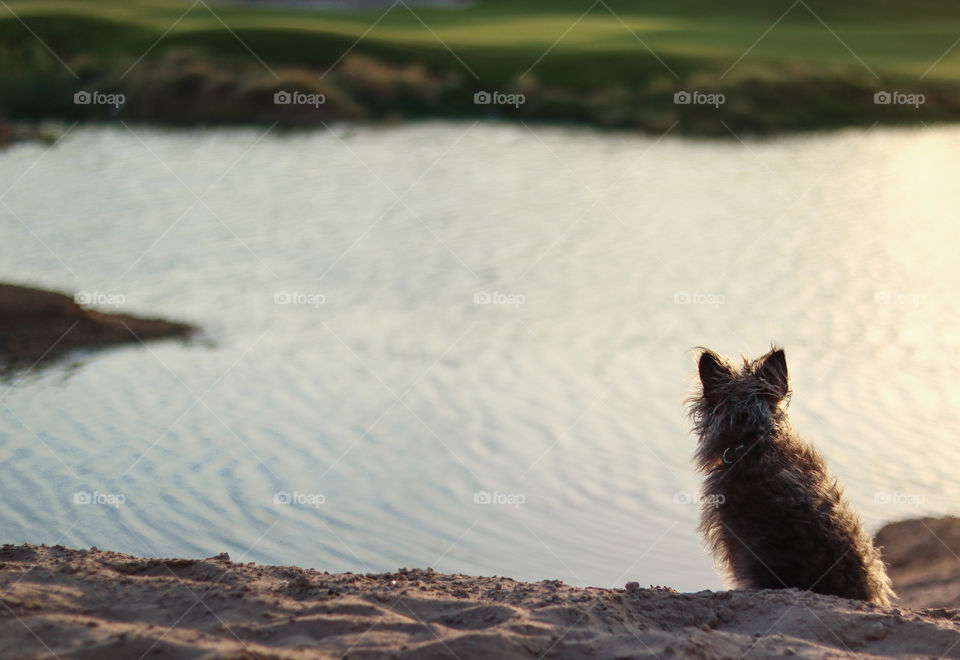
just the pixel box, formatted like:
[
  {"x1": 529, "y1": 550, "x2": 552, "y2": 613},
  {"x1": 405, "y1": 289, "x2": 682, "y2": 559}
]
[{"x1": 1, "y1": 0, "x2": 959, "y2": 134}]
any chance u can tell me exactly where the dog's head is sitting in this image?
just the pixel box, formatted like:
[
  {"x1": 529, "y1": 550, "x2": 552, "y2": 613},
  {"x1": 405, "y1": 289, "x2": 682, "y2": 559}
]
[{"x1": 688, "y1": 346, "x2": 790, "y2": 468}]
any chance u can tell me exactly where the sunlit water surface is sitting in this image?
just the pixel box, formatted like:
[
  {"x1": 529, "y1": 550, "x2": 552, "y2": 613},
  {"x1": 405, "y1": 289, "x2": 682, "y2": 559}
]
[{"x1": 1, "y1": 122, "x2": 959, "y2": 592}]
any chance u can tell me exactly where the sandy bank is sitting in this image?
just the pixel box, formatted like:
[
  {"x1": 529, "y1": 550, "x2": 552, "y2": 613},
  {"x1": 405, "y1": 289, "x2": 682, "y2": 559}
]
[
  {"x1": 877, "y1": 516, "x2": 960, "y2": 610},
  {"x1": 2, "y1": 517, "x2": 960, "y2": 659}
]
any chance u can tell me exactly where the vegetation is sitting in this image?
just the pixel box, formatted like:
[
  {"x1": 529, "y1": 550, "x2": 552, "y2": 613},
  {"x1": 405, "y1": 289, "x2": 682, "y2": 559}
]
[{"x1": 1, "y1": 0, "x2": 959, "y2": 134}]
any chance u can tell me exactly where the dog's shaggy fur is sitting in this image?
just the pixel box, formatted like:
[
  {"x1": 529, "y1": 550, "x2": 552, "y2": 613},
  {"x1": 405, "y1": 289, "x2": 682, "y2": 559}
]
[{"x1": 687, "y1": 347, "x2": 893, "y2": 605}]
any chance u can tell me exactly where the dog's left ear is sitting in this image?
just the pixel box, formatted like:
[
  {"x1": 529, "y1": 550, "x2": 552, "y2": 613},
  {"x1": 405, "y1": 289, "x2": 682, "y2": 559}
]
[
  {"x1": 757, "y1": 348, "x2": 788, "y2": 399},
  {"x1": 698, "y1": 350, "x2": 734, "y2": 400}
]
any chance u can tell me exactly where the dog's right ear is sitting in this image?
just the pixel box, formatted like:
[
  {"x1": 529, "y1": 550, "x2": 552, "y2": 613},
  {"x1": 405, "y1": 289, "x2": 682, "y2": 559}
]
[
  {"x1": 698, "y1": 350, "x2": 733, "y2": 399},
  {"x1": 756, "y1": 348, "x2": 789, "y2": 400}
]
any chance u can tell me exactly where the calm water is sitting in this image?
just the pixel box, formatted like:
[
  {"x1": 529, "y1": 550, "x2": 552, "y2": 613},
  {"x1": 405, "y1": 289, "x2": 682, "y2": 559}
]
[{"x1": 1, "y1": 122, "x2": 958, "y2": 592}]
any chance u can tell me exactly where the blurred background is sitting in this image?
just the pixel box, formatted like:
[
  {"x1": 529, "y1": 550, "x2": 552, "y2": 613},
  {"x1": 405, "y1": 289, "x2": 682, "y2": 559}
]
[{"x1": 1, "y1": 0, "x2": 958, "y2": 591}]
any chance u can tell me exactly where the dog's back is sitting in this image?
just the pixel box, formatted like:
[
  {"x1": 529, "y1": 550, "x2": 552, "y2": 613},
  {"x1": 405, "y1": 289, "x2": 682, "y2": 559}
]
[{"x1": 689, "y1": 347, "x2": 893, "y2": 606}]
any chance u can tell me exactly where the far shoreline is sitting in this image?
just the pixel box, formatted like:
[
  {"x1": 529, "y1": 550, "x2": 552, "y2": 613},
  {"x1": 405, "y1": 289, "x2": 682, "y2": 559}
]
[
  {"x1": 2, "y1": 114, "x2": 950, "y2": 155},
  {"x1": 2, "y1": 3, "x2": 959, "y2": 139}
]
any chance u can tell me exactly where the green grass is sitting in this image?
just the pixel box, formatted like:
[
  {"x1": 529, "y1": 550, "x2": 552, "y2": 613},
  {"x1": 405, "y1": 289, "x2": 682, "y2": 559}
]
[
  {"x1": 1, "y1": 0, "x2": 959, "y2": 134},
  {"x1": 4, "y1": 0, "x2": 960, "y2": 79}
]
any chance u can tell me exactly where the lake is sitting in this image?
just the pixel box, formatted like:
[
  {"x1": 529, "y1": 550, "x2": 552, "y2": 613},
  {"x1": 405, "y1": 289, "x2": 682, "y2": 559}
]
[{"x1": 1, "y1": 121, "x2": 958, "y2": 592}]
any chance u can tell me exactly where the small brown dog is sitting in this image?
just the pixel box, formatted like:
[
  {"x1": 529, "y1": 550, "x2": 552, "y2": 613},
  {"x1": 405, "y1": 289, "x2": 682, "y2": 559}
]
[{"x1": 688, "y1": 347, "x2": 893, "y2": 605}]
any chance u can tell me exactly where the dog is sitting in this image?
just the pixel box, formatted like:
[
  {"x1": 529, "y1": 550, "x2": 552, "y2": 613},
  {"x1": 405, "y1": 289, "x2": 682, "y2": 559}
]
[{"x1": 687, "y1": 346, "x2": 893, "y2": 605}]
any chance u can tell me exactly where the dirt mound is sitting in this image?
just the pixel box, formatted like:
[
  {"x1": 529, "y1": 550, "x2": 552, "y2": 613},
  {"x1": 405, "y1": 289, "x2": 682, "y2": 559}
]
[{"x1": 876, "y1": 516, "x2": 960, "y2": 609}]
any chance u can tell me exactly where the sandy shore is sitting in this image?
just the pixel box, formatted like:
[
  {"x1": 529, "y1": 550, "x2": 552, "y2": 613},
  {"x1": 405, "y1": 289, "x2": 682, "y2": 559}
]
[{"x1": 2, "y1": 518, "x2": 960, "y2": 659}]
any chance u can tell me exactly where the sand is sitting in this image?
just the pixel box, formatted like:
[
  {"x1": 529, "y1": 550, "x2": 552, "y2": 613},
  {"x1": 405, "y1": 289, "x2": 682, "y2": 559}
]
[{"x1": 2, "y1": 518, "x2": 960, "y2": 659}]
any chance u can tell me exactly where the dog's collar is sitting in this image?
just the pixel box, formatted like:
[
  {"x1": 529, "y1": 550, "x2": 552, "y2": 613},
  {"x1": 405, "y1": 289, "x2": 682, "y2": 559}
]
[{"x1": 722, "y1": 436, "x2": 760, "y2": 465}]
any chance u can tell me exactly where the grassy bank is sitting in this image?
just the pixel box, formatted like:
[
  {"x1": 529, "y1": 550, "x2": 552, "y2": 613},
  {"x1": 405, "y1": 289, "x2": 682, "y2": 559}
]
[{"x1": 1, "y1": 0, "x2": 960, "y2": 134}]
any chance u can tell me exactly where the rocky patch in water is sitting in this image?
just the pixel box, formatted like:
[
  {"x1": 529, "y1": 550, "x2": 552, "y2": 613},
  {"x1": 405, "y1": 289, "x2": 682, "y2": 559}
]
[{"x1": 0, "y1": 283, "x2": 196, "y2": 373}]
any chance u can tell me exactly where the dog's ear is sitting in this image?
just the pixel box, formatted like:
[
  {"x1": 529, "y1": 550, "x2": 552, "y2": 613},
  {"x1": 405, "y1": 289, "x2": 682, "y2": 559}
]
[
  {"x1": 698, "y1": 350, "x2": 733, "y2": 399},
  {"x1": 757, "y1": 348, "x2": 788, "y2": 399}
]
